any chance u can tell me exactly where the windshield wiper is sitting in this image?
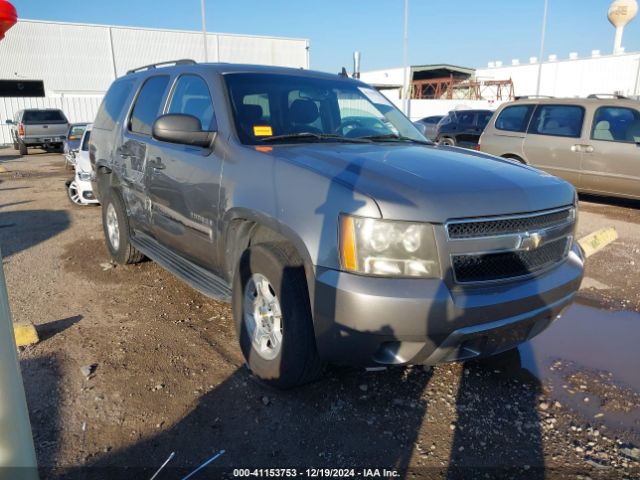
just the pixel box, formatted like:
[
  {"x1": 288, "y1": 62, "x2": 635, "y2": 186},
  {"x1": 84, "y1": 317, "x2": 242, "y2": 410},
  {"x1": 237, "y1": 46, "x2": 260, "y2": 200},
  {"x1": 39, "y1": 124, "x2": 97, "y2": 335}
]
[
  {"x1": 359, "y1": 133, "x2": 432, "y2": 145},
  {"x1": 261, "y1": 132, "x2": 371, "y2": 144}
]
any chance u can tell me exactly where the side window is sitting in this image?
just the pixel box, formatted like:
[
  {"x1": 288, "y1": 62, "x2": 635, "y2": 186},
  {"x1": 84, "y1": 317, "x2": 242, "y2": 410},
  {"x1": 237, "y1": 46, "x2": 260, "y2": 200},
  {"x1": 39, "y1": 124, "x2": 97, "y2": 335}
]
[
  {"x1": 529, "y1": 105, "x2": 584, "y2": 138},
  {"x1": 167, "y1": 75, "x2": 216, "y2": 131},
  {"x1": 477, "y1": 111, "x2": 493, "y2": 128},
  {"x1": 94, "y1": 80, "x2": 135, "y2": 131},
  {"x1": 591, "y1": 106, "x2": 640, "y2": 143},
  {"x1": 495, "y1": 105, "x2": 534, "y2": 132},
  {"x1": 129, "y1": 76, "x2": 170, "y2": 136},
  {"x1": 457, "y1": 112, "x2": 475, "y2": 125}
]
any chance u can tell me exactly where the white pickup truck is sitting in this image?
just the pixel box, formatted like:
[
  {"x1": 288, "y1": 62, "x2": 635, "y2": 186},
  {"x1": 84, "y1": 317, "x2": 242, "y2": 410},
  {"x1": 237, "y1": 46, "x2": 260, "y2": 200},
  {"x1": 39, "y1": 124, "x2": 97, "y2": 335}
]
[{"x1": 8, "y1": 109, "x2": 70, "y2": 156}]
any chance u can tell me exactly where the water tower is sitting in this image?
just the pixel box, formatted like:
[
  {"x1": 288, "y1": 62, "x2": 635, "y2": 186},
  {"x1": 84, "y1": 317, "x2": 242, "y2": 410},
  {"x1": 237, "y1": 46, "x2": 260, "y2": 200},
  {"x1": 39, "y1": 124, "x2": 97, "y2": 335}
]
[{"x1": 608, "y1": 0, "x2": 638, "y2": 54}]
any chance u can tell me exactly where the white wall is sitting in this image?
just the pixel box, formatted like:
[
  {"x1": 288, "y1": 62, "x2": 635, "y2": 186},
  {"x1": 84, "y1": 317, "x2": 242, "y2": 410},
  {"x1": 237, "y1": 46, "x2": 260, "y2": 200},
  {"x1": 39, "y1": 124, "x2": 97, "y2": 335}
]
[{"x1": 477, "y1": 51, "x2": 640, "y2": 98}]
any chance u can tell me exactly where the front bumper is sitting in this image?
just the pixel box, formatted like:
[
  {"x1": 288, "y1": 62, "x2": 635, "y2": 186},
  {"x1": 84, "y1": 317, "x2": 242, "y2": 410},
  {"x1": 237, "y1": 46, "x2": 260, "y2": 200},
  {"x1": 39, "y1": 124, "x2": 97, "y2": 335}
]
[
  {"x1": 75, "y1": 177, "x2": 99, "y2": 204},
  {"x1": 312, "y1": 243, "x2": 584, "y2": 367}
]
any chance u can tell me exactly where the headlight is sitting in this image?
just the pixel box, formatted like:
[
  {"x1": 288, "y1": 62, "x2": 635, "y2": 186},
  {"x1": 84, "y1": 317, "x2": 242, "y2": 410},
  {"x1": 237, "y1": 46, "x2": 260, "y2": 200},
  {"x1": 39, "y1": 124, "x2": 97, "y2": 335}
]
[
  {"x1": 78, "y1": 171, "x2": 92, "y2": 181},
  {"x1": 339, "y1": 215, "x2": 441, "y2": 278}
]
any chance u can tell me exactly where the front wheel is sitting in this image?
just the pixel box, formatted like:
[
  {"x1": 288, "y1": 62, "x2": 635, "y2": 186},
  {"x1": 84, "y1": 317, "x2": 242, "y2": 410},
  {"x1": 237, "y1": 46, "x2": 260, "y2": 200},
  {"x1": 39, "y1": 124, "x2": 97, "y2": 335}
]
[
  {"x1": 18, "y1": 141, "x2": 27, "y2": 156},
  {"x1": 233, "y1": 243, "x2": 324, "y2": 389},
  {"x1": 66, "y1": 178, "x2": 84, "y2": 206},
  {"x1": 438, "y1": 137, "x2": 455, "y2": 146},
  {"x1": 101, "y1": 191, "x2": 145, "y2": 264}
]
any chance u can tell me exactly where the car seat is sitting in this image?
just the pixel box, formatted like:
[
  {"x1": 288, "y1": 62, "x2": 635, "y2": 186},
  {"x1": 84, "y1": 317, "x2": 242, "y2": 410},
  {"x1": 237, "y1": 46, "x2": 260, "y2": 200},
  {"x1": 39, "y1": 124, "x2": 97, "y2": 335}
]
[
  {"x1": 593, "y1": 121, "x2": 614, "y2": 141},
  {"x1": 288, "y1": 99, "x2": 322, "y2": 134}
]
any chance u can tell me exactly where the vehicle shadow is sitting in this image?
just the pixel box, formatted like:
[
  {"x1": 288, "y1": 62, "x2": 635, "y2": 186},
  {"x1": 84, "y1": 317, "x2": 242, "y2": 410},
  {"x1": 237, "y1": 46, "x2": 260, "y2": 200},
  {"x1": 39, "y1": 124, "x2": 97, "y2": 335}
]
[
  {"x1": 20, "y1": 355, "x2": 63, "y2": 476},
  {"x1": 579, "y1": 193, "x2": 640, "y2": 209},
  {"x1": 0, "y1": 209, "x2": 70, "y2": 257}
]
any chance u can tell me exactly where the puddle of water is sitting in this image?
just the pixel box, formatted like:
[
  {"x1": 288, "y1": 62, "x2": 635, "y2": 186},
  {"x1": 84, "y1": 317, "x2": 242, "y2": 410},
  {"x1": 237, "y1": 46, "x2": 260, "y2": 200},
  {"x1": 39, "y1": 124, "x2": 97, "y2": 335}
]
[{"x1": 519, "y1": 303, "x2": 640, "y2": 431}]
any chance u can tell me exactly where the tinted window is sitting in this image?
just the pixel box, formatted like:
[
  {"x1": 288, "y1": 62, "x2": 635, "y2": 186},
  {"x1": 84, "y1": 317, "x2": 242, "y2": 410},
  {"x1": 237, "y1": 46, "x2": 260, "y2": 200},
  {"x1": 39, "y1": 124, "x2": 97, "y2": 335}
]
[
  {"x1": 457, "y1": 112, "x2": 475, "y2": 125},
  {"x1": 477, "y1": 111, "x2": 493, "y2": 128},
  {"x1": 81, "y1": 131, "x2": 92, "y2": 151},
  {"x1": 22, "y1": 110, "x2": 67, "y2": 124},
  {"x1": 591, "y1": 106, "x2": 640, "y2": 143},
  {"x1": 529, "y1": 105, "x2": 584, "y2": 138},
  {"x1": 129, "y1": 76, "x2": 170, "y2": 136},
  {"x1": 167, "y1": 75, "x2": 216, "y2": 130},
  {"x1": 94, "y1": 80, "x2": 135, "y2": 131},
  {"x1": 495, "y1": 105, "x2": 534, "y2": 132}
]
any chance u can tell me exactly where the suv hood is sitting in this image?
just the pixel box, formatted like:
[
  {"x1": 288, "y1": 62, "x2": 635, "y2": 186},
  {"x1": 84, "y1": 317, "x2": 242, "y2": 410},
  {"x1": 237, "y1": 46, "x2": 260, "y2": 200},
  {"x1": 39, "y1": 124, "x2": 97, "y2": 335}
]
[{"x1": 273, "y1": 143, "x2": 575, "y2": 223}]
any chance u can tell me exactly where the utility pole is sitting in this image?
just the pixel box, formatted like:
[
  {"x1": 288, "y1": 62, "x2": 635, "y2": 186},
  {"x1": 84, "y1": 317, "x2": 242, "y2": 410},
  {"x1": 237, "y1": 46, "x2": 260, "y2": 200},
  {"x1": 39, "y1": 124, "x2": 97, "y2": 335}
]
[
  {"x1": 402, "y1": 0, "x2": 410, "y2": 116},
  {"x1": 201, "y1": 0, "x2": 208, "y2": 62},
  {"x1": 535, "y1": 0, "x2": 549, "y2": 96}
]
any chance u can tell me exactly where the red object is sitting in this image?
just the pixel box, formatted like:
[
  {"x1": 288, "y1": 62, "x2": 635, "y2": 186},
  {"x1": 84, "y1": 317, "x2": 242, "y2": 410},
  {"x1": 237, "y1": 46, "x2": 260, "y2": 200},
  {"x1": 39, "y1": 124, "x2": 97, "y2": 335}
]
[
  {"x1": 0, "y1": 1, "x2": 17, "y2": 40},
  {"x1": 17, "y1": 122, "x2": 24, "y2": 137}
]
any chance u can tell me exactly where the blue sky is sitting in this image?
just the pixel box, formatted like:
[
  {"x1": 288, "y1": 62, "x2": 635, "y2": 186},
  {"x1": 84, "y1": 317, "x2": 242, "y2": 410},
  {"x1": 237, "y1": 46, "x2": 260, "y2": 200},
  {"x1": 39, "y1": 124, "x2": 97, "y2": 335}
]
[{"x1": 11, "y1": 0, "x2": 640, "y2": 73}]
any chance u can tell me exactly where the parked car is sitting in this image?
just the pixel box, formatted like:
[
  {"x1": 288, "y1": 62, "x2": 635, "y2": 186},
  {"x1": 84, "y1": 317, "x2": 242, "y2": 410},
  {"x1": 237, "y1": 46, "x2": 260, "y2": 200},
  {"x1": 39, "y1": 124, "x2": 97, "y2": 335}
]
[
  {"x1": 63, "y1": 123, "x2": 89, "y2": 169},
  {"x1": 7, "y1": 109, "x2": 70, "y2": 155},
  {"x1": 434, "y1": 109, "x2": 494, "y2": 149},
  {"x1": 90, "y1": 60, "x2": 583, "y2": 388},
  {"x1": 480, "y1": 96, "x2": 640, "y2": 200},
  {"x1": 414, "y1": 115, "x2": 444, "y2": 140},
  {"x1": 66, "y1": 124, "x2": 98, "y2": 206}
]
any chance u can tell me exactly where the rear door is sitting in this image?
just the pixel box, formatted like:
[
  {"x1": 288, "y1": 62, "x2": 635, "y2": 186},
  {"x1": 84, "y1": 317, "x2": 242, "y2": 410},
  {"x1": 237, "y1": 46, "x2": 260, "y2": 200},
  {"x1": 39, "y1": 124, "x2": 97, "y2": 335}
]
[
  {"x1": 580, "y1": 105, "x2": 640, "y2": 199},
  {"x1": 522, "y1": 104, "x2": 586, "y2": 186},
  {"x1": 454, "y1": 111, "x2": 477, "y2": 148},
  {"x1": 149, "y1": 73, "x2": 222, "y2": 268},
  {"x1": 119, "y1": 75, "x2": 171, "y2": 234}
]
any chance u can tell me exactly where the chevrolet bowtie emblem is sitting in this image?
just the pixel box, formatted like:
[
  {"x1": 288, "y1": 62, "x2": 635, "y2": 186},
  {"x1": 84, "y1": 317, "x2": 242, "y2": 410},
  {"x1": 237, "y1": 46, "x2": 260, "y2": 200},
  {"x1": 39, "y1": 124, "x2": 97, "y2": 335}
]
[{"x1": 518, "y1": 231, "x2": 543, "y2": 251}]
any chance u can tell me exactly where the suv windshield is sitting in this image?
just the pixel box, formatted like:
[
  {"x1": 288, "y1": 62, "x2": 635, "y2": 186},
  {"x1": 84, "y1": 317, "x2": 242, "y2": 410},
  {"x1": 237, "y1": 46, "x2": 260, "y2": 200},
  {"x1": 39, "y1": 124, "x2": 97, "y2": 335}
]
[
  {"x1": 224, "y1": 73, "x2": 426, "y2": 145},
  {"x1": 22, "y1": 110, "x2": 67, "y2": 124}
]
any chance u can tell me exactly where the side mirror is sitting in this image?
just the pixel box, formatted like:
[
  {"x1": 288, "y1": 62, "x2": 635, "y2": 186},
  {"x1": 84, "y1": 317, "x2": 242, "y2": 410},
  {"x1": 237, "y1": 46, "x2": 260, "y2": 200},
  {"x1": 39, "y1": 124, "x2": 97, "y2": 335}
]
[
  {"x1": 152, "y1": 114, "x2": 215, "y2": 148},
  {"x1": 413, "y1": 121, "x2": 427, "y2": 136},
  {"x1": 5, "y1": 119, "x2": 14, "y2": 125}
]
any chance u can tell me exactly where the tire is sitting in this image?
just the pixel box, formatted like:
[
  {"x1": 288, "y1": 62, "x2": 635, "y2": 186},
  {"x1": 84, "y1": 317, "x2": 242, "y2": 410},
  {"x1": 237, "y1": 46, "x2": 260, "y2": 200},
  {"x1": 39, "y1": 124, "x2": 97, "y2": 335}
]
[
  {"x1": 66, "y1": 178, "x2": 84, "y2": 206},
  {"x1": 438, "y1": 137, "x2": 455, "y2": 146},
  {"x1": 18, "y1": 141, "x2": 27, "y2": 156},
  {"x1": 12, "y1": 141, "x2": 18, "y2": 150},
  {"x1": 101, "y1": 190, "x2": 145, "y2": 264},
  {"x1": 502, "y1": 154, "x2": 526, "y2": 164},
  {"x1": 233, "y1": 242, "x2": 324, "y2": 389}
]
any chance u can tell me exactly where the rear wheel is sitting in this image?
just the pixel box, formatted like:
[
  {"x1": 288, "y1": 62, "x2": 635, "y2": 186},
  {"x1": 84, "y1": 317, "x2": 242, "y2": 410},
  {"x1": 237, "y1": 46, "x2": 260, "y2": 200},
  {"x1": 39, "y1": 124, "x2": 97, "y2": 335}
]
[
  {"x1": 101, "y1": 191, "x2": 145, "y2": 264},
  {"x1": 233, "y1": 242, "x2": 324, "y2": 389},
  {"x1": 438, "y1": 137, "x2": 455, "y2": 146},
  {"x1": 18, "y1": 141, "x2": 27, "y2": 156}
]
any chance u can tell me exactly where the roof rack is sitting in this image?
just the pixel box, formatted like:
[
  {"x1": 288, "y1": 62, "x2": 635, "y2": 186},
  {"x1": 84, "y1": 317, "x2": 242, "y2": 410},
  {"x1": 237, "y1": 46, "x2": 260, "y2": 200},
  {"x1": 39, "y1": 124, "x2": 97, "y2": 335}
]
[
  {"x1": 126, "y1": 59, "x2": 197, "y2": 75},
  {"x1": 587, "y1": 93, "x2": 628, "y2": 99},
  {"x1": 514, "y1": 95, "x2": 554, "y2": 100}
]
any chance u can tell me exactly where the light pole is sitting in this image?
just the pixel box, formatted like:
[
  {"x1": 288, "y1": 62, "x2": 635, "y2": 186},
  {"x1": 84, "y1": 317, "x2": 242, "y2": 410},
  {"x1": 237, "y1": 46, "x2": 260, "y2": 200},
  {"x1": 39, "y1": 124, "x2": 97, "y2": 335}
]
[
  {"x1": 402, "y1": 0, "x2": 410, "y2": 116},
  {"x1": 201, "y1": 0, "x2": 208, "y2": 62},
  {"x1": 535, "y1": 0, "x2": 549, "y2": 96}
]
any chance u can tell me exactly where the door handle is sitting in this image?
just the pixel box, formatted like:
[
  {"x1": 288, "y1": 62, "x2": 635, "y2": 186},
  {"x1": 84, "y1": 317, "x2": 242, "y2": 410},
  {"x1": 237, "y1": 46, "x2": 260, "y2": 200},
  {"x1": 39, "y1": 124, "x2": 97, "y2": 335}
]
[
  {"x1": 116, "y1": 147, "x2": 131, "y2": 158},
  {"x1": 150, "y1": 157, "x2": 165, "y2": 170},
  {"x1": 571, "y1": 144, "x2": 594, "y2": 153}
]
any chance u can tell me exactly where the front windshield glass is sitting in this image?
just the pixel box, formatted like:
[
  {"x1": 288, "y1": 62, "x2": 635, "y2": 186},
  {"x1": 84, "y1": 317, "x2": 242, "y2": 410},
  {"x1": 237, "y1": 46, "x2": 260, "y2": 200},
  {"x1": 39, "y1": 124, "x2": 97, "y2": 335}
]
[{"x1": 224, "y1": 73, "x2": 426, "y2": 145}]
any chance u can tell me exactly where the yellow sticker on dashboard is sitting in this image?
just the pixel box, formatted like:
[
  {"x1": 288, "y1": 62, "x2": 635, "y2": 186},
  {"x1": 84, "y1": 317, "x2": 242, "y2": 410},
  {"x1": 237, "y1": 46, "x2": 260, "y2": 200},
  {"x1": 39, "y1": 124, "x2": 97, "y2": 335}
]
[{"x1": 253, "y1": 125, "x2": 273, "y2": 136}]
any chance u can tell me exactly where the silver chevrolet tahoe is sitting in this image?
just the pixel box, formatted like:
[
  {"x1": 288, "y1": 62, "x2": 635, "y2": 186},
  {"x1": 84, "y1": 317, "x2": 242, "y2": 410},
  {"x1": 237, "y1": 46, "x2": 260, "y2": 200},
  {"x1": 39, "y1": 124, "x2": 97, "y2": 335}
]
[{"x1": 90, "y1": 60, "x2": 584, "y2": 388}]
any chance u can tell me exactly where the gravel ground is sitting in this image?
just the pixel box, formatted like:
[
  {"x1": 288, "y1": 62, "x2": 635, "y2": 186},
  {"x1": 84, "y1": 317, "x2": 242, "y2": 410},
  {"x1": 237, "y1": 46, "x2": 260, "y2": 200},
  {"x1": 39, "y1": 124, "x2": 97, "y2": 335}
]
[{"x1": 0, "y1": 148, "x2": 638, "y2": 479}]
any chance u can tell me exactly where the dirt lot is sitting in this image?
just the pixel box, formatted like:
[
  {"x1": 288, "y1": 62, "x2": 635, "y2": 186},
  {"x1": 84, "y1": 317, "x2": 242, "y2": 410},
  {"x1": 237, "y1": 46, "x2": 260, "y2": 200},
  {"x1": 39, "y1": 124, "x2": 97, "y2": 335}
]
[{"x1": 1, "y1": 148, "x2": 639, "y2": 479}]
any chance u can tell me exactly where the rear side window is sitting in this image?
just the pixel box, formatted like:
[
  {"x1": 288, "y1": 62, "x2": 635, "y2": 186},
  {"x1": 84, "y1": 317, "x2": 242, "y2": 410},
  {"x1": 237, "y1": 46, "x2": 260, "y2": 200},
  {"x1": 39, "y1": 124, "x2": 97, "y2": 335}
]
[
  {"x1": 94, "y1": 80, "x2": 135, "y2": 131},
  {"x1": 129, "y1": 76, "x2": 170, "y2": 136},
  {"x1": 529, "y1": 105, "x2": 584, "y2": 138},
  {"x1": 22, "y1": 110, "x2": 67, "y2": 124},
  {"x1": 476, "y1": 111, "x2": 493, "y2": 128},
  {"x1": 457, "y1": 112, "x2": 475, "y2": 125},
  {"x1": 167, "y1": 75, "x2": 216, "y2": 130},
  {"x1": 591, "y1": 106, "x2": 640, "y2": 143},
  {"x1": 495, "y1": 105, "x2": 534, "y2": 132}
]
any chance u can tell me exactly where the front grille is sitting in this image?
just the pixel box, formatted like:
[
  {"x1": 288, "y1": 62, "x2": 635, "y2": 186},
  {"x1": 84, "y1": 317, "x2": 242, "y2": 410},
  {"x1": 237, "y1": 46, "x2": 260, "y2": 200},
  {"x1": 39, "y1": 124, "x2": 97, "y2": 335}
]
[
  {"x1": 447, "y1": 208, "x2": 574, "y2": 239},
  {"x1": 452, "y1": 237, "x2": 570, "y2": 283}
]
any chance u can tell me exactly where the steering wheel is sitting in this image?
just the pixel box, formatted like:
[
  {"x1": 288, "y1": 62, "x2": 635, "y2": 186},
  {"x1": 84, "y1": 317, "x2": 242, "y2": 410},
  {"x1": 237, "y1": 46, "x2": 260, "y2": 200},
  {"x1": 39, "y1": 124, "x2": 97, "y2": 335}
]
[{"x1": 336, "y1": 119, "x2": 364, "y2": 136}]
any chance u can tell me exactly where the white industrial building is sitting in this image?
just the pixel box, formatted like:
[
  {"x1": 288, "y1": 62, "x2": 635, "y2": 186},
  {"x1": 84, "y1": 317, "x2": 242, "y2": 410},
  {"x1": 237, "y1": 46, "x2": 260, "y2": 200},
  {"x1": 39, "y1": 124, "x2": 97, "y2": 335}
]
[{"x1": 0, "y1": 19, "x2": 309, "y2": 144}]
